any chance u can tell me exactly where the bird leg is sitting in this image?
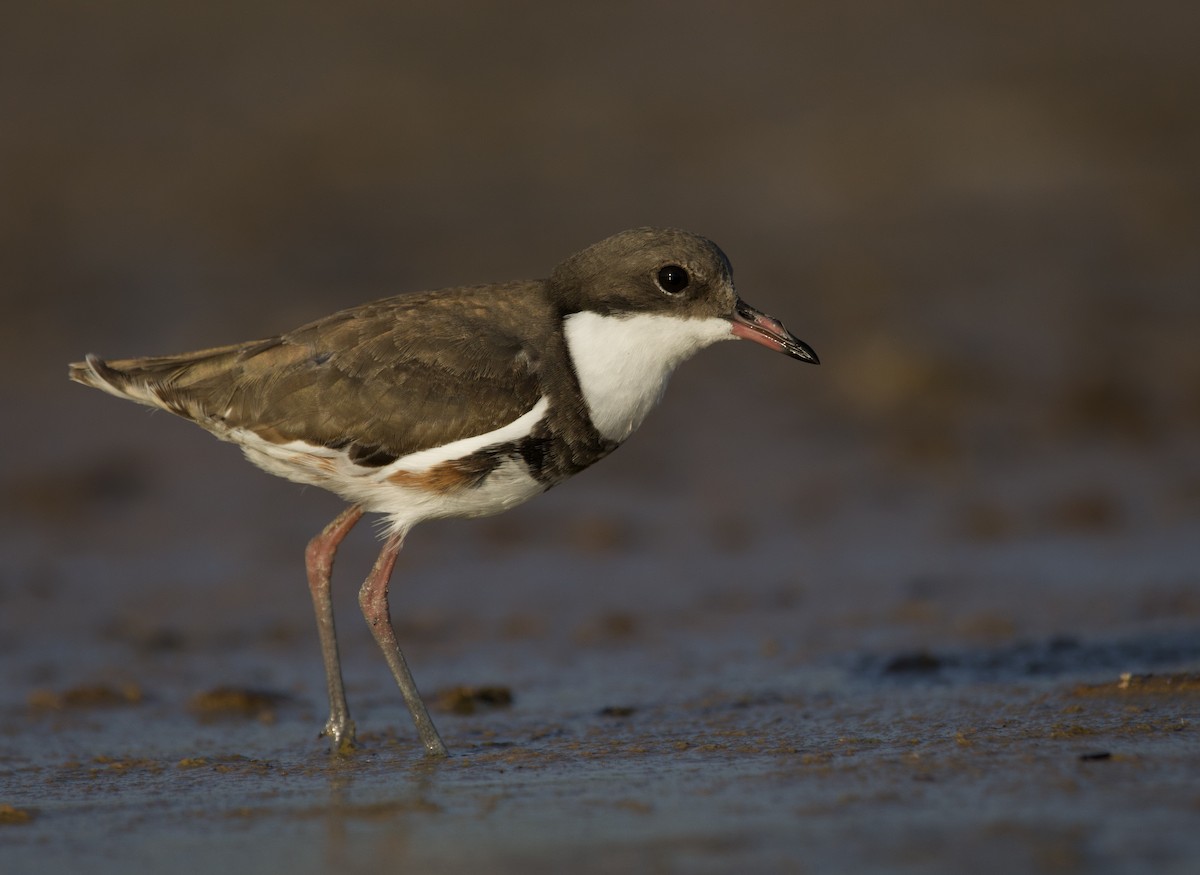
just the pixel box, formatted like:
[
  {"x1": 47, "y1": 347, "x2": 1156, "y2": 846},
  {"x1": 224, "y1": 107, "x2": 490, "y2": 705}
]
[
  {"x1": 359, "y1": 530, "x2": 449, "y2": 757},
  {"x1": 305, "y1": 505, "x2": 365, "y2": 754}
]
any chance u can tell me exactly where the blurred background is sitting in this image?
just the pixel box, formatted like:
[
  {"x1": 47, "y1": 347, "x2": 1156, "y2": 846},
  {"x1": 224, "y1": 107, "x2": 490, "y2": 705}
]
[{"x1": 2, "y1": 2, "x2": 1198, "y2": 872}]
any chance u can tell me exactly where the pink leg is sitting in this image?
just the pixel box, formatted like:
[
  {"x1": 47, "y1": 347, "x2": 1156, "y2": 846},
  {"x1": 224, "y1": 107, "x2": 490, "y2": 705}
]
[
  {"x1": 359, "y1": 531, "x2": 449, "y2": 757},
  {"x1": 305, "y1": 505, "x2": 365, "y2": 753}
]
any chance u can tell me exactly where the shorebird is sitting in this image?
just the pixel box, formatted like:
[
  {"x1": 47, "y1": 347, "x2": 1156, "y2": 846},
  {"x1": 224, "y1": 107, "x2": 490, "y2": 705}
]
[{"x1": 69, "y1": 227, "x2": 818, "y2": 756}]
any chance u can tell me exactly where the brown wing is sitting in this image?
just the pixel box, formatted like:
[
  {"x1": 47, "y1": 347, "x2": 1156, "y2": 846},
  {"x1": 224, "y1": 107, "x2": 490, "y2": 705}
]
[{"x1": 75, "y1": 282, "x2": 550, "y2": 463}]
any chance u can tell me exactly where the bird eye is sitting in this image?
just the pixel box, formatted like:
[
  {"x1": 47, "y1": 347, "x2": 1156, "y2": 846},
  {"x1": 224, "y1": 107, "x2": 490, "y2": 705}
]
[{"x1": 656, "y1": 265, "x2": 690, "y2": 295}]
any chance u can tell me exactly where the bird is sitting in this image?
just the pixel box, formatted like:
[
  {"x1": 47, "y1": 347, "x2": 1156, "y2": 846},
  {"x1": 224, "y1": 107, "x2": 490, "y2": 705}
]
[{"x1": 68, "y1": 227, "x2": 819, "y2": 757}]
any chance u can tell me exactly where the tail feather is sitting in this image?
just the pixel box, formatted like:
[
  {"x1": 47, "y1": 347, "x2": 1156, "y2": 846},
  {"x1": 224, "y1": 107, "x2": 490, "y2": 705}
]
[
  {"x1": 67, "y1": 340, "x2": 275, "y2": 420},
  {"x1": 68, "y1": 352, "x2": 170, "y2": 408}
]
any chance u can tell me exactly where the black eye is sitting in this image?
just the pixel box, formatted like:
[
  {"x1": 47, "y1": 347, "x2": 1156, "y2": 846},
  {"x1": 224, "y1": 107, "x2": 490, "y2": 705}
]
[{"x1": 656, "y1": 265, "x2": 690, "y2": 295}]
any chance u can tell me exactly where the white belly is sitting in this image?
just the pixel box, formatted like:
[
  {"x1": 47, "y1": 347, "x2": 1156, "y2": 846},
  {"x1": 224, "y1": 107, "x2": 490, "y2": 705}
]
[{"x1": 227, "y1": 397, "x2": 552, "y2": 535}]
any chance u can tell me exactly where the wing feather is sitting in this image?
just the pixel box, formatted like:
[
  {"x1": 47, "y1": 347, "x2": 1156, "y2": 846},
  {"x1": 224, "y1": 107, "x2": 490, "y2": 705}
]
[{"x1": 72, "y1": 282, "x2": 551, "y2": 459}]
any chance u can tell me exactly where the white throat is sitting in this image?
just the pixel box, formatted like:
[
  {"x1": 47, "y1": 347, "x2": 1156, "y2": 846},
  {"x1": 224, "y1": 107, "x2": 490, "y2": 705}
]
[{"x1": 563, "y1": 311, "x2": 734, "y2": 442}]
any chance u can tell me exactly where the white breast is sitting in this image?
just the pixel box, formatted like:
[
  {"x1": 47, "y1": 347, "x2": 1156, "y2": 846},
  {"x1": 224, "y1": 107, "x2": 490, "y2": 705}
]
[{"x1": 563, "y1": 311, "x2": 734, "y2": 442}]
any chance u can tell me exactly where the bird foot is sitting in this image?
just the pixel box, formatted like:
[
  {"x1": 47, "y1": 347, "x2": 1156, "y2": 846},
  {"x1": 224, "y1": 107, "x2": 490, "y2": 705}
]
[{"x1": 322, "y1": 717, "x2": 358, "y2": 755}]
